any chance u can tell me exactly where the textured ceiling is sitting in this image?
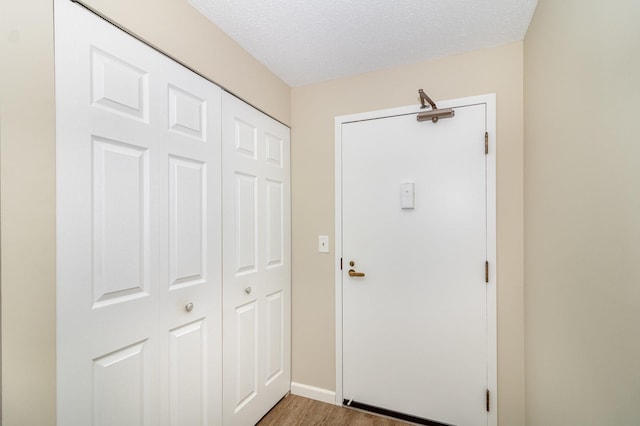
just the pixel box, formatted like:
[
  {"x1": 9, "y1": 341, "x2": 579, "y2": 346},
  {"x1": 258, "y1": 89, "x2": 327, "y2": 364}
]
[{"x1": 188, "y1": 0, "x2": 538, "y2": 87}]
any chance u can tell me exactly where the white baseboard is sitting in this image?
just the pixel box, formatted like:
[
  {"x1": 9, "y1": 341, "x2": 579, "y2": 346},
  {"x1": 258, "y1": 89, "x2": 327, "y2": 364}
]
[{"x1": 290, "y1": 382, "x2": 336, "y2": 405}]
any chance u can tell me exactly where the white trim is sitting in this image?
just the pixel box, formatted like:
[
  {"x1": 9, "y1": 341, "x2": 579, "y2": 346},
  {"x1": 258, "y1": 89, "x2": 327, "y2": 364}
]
[
  {"x1": 335, "y1": 93, "x2": 494, "y2": 124},
  {"x1": 334, "y1": 117, "x2": 344, "y2": 406},
  {"x1": 334, "y1": 94, "x2": 497, "y2": 425},
  {"x1": 485, "y1": 93, "x2": 498, "y2": 426},
  {"x1": 290, "y1": 382, "x2": 337, "y2": 405}
]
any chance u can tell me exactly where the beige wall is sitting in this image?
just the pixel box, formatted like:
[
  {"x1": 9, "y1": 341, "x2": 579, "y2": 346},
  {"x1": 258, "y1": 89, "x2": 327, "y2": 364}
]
[
  {"x1": 291, "y1": 42, "x2": 525, "y2": 425},
  {"x1": 0, "y1": 0, "x2": 290, "y2": 424},
  {"x1": 0, "y1": 1, "x2": 57, "y2": 424},
  {"x1": 524, "y1": 1, "x2": 640, "y2": 425},
  {"x1": 16, "y1": 0, "x2": 638, "y2": 424}
]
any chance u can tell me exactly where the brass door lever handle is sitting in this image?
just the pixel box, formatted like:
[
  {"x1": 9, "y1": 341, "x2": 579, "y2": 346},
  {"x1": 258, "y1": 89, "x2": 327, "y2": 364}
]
[{"x1": 348, "y1": 269, "x2": 365, "y2": 277}]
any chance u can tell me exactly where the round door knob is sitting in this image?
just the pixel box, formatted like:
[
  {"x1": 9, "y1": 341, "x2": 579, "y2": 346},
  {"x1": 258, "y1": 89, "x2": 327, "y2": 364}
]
[
  {"x1": 185, "y1": 302, "x2": 194, "y2": 312},
  {"x1": 244, "y1": 287, "x2": 252, "y2": 294}
]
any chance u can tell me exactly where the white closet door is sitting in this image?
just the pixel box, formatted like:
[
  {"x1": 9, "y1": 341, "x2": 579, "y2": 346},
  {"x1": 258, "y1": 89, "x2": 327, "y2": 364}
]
[
  {"x1": 222, "y1": 93, "x2": 291, "y2": 425},
  {"x1": 55, "y1": 1, "x2": 221, "y2": 424},
  {"x1": 157, "y1": 45, "x2": 222, "y2": 426}
]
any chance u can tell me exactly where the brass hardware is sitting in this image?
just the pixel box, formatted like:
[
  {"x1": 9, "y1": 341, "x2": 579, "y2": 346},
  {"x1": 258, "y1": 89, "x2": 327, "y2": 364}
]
[
  {"x1": 486, "y1": 389, "x2": 490, "y2": 412},
  {"x1": 485, "y1": 132, "x2": 489, "y2": 154},
  {"x1": 348, "y1": 261, "x2": 364, "y2": 276},
  {"x1": 417, "y1": 89, "x2": 455, "y2": 123},
  {"x1": 485, "y1": 261, "x2": 489, "y2": 283},
  {"x1": 417, "y1": 108, "x2": 455, "y2": 123},
  {"x1": 418, "y1": 89, "x2": 437, "y2": 110}
]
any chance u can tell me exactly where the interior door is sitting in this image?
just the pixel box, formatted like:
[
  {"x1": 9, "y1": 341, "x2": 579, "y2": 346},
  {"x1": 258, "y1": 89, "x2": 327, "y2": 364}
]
[
  {"x1": 157, "y1": 54, "x2": 222, "y2": 426},
  {"x1": 221, "y1": 93, "x2": 291, "y2": 425},
  {"x1": 341, "y1": 103, "x2": 489, "y2": 425},
  {"x1": 55, "y1": 1, "x2": 221, "y2": 424}
]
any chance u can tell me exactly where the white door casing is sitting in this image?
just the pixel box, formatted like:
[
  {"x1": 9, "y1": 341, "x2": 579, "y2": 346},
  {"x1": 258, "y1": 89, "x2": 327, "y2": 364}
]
[
  {"x1": 335, "y1": 95, "x2": 497, "y2": 426},
  {"x1": 221, "y1": 93, "x2": 291, "y2": 425},
  {"x1": 55, "y1": 1, "x2": 222, "y2": 424}
]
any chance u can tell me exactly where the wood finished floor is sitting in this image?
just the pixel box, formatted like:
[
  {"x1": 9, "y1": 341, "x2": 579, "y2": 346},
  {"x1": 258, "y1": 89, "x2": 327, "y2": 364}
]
[{"x1": 257, "y1": 394, "x2": 411, "y2": 426}]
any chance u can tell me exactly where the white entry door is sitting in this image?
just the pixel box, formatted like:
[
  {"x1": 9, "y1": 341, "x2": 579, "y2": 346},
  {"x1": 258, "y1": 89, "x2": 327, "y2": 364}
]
[
  {"x1": 221, "y1": 93, "x2": 291, "y2": 425},
  {"x1": 339, "y1": 98, "x2": 496, "y2": 426},
  {"x1": 55, "y1": 1, "x2": 221, "y2": 424}
]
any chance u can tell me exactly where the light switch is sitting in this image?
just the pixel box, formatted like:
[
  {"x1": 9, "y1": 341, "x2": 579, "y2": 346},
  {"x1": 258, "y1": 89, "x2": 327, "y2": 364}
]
[
  {"x1": 401, "y1": 182, "x2": 415, "y2": 209},
  {"x1": 318, "y1": 235, "x2": 329, "y2": 253}
]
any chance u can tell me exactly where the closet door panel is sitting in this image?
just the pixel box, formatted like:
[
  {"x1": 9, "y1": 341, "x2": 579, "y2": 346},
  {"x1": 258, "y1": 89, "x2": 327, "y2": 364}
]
[
  {"x1": 222, "y1": 93, "x2": 291, "y2": 426},
  {"x1": 55, "y1": 1, "x2": 221, "y2": 425},
  {"x1": 56, "y1": 3, "x2": 160, "y2": 424},
  {"x1": 152, "y1": 28, "x2": 222, "y2": 426}
]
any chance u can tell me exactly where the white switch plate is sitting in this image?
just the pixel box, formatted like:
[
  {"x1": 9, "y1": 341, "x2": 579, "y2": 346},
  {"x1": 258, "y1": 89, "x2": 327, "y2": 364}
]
[
  {"x1": 318, "y1": 235, "x2": 329, "y2": 253},
  {"x1": 401, "y1": 182, "x2": 415, "y2": 209}
]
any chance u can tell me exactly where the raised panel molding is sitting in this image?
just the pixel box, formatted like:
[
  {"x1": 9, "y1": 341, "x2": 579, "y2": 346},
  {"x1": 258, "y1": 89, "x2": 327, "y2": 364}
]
[
  {"x1": 93, "y1": 341, "x2": 148, "y2": 426},
  {"x1": 265, "y1": 133, "x2": 283, "y2": 168},
  {"x1": 265, "y1": 291, "x2": 284, "y2": 385},
  {"x1": 235, "y1": 301, "x2": 258, "y2": 412},
  {"x1": 92, "y1": 136, "x2": 150, "y2": 307},
  {"x1": 169, "y1": 156, "x2": 206, "y2": 288},
  {"x1": 235, "y1": 173, "x2": 257, "y2": 275},
  {"x1": 91, "y1": 47, "x2": 148, "y2": 121},
  {"x1": 169, "y1": 320, "x2": 207, "y2": 426},
  {"x1": 168, "y1": 85, "x2": 206, "y2": 141},
  {"x1": 265, "y1": 179, "x2": 283, "y2": 268},
  {"x1": 234, "y1": 118, "x2": 257, "y2": 159}
]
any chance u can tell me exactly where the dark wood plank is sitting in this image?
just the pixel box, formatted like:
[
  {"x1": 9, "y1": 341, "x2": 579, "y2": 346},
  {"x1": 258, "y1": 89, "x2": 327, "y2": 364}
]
[{"x1": 257, "y1": 394, "x2": 412, "y2": 426}]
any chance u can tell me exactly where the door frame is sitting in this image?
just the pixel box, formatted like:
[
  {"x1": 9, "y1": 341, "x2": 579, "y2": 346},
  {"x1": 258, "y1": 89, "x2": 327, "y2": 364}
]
[{"x1": 334, "y1": 94, "x2": 497, "y2": 425}]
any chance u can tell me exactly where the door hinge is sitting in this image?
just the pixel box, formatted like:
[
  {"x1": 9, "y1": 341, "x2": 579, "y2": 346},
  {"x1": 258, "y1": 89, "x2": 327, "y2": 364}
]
[
  {"x1": 484, "y1": 132, "x2": 489, "y2": 155},
  {"x1": 485, "y1": 261, "x2": 489, "y2": 283},
  {"x1": 340, "y1": 258, "x2": 343, "y2": 270},
  {"x1": 486, "y1": 389, "x2": 490, "y2": 412}
]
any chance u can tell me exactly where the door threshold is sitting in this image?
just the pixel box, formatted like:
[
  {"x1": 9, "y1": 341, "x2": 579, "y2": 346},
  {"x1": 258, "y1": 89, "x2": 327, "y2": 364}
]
[{"x1": 343, "y1": 400, "x2": 454, "y2": 426}]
